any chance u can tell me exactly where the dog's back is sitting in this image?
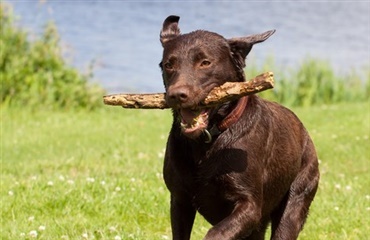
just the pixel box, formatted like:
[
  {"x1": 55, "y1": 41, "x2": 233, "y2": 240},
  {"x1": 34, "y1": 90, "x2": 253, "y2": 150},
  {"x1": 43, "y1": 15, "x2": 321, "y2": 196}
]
[{"x1": 160, "y1": 15, "x2": 319, "y2": 240}]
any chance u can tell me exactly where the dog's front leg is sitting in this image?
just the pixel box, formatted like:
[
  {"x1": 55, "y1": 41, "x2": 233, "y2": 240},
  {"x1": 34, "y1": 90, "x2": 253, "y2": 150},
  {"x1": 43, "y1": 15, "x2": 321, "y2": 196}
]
[
  {"x1": 203, "y1": 200, "x2": 261, "y2": 240},
  {"x1": 170, "y1": 195, "x2": 196, "y2": 240}
]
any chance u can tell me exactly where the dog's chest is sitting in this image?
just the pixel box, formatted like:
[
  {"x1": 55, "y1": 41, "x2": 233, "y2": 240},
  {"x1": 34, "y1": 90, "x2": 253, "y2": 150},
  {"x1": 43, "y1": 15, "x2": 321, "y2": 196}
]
[{"x1": 190, "y1": 166, "x2": 235, "y2": 224}]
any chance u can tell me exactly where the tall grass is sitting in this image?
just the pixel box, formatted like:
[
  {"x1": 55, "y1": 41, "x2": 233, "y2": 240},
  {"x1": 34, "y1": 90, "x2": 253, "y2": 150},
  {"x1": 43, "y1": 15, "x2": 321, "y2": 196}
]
[
  {"x1": 247, "y1": 56, "x2": 369, "y2": 107},
  {"x1": 0, "y1": 3, "x2": 105, "y2": 110}
]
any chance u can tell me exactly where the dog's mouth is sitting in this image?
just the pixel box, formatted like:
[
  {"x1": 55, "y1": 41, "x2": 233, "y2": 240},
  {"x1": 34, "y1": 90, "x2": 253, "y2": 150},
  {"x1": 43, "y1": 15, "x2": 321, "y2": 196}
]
[{"x1": 179, "y1": 108, "x2": 210, "y2": 139}]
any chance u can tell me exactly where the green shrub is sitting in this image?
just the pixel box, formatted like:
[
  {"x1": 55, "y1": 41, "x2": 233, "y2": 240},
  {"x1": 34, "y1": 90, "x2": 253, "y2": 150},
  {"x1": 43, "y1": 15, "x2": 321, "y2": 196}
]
[{"x1": 0, "y1": 3, "x2": 105, "y2": 110}]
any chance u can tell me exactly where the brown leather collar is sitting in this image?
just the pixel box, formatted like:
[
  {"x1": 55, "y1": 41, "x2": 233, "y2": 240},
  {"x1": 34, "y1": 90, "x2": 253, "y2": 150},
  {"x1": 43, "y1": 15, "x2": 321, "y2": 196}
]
[
  {"x1": 218, "y1": 96, "x2": 248, "y2": 131},
  {"x1": 203, "y1": 96, "x2": 248, "y2": 143}
]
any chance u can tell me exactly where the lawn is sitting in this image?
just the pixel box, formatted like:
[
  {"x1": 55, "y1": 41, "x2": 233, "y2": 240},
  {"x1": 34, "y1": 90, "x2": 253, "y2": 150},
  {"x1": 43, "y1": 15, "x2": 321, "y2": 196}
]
[{"x1": 1, "y1": 101, "x2": 369, "y2": 239}]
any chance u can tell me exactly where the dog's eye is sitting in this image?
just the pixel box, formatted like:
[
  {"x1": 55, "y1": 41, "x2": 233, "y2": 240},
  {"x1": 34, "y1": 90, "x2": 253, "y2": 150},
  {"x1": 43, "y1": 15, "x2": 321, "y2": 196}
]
[
  {"x1": 164, "y1": 62, "x2": 173, "y2": 70},
  {"x1": 200, "y1": 60, "x2": 211, "y2": 67}
]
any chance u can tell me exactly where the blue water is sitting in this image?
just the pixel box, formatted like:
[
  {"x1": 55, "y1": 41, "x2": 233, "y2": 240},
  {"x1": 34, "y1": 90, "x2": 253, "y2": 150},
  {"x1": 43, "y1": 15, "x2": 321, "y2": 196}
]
[{"x1": 11, "y1": 1, "x2": 370, "y2": 94}]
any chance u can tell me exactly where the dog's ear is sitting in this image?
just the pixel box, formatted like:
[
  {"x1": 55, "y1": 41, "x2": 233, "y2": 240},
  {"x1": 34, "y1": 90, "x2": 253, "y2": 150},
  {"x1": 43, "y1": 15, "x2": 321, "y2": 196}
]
[
  {"x1": 160, "y1": 15, "x2": 181, "y2": 46},
  {"x1": 228, "y1": 30, "x2": 275, "y2": 81},
  {"x1": 228, "y1": 29, "x2": 275, "y2": 60}
]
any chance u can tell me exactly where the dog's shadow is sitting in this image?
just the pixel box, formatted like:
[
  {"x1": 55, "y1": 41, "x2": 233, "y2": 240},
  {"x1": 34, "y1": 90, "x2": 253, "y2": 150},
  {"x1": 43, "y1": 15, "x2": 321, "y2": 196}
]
[{"x1": 200, "y1": 148, "x2": 249, "y2": 177}]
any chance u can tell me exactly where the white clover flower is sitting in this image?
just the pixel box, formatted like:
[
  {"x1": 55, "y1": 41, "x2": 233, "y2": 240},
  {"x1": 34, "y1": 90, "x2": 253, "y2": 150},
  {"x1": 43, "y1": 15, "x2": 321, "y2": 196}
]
[
  {"x1": 114, "y1": 236, "x2": 122, "y2": 240},
  {"x1": 59, "y1": 175, "x2": 65, "y2": 181},
  {"x1": 28, "y1": 216, "x2": 35, "y2": 222},
  {"x1": 100, "y1": 180, "x2": 106, "y2": 185},
  {"x1": 8, "y1": 190, "x2": 14, "y2": 196},
  {"x1": 137, "y1": 152, "x2": 145, "y2": 159},
  {"x1": 47, "y1": 181, "x2": 54, "y2": 186},
  {"x1": 109, "y1": 226, "x2": 117, "y2": 232},
  {"x1": 20, "y1": 232, "x2": 26, "y2": 237},
  {"x1": 130, "y1": 178, "x2": 136, "y2": 182},
  {"x1": 157, "y1": 150, "x2": 165, "y2": 158},
  {"x1": 345, "y1": 185, "x2": 352, "y2": 191},
  {"x1": 38, "y1": 225, "x2": 46, "y2": 231},
  {"x1": 156, "y1": 172, "x2": 163, "y2": 179},
  {"x1": 29, "y1": 230, "x2": 38, "y2": 238},
  {"x1": 82, "y1": 233, "x2": 88, "y2": 239},
  {"x1": 67, "y1": 179, "x2": 75, "y2": 185},
  {"x1": 86, "y1": 177, "x2": 95, "y2": 183},
  {"x1": 115, "y1": 187, "x2": 121, "y2": 192},
  {"x1": 161, "y1": 235, "x2": 169, "y2": 239},
  {"x1": 334, "y1": 184, "x2": 341, "y2": 189},
  {"x1": 334, "y1": 206, "x2": 339, "y2": 211}
]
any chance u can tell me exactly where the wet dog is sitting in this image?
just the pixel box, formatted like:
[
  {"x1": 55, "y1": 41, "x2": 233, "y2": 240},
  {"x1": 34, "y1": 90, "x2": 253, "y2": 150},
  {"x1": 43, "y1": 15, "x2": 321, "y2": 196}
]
[{"x1": 159, "y1": 15, "x2": 319, "y2": 240}]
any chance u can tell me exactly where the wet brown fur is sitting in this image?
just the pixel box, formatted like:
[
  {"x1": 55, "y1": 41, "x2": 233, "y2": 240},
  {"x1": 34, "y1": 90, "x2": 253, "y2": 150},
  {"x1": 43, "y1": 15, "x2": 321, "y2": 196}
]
[{"x1": 160, "y1": 16, "x2": 319, "y2": 240}]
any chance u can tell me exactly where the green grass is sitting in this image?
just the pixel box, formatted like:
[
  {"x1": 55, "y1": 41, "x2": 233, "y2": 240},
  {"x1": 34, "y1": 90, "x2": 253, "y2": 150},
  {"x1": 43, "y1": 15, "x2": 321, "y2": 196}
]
[{"x1": 1, "y1": 101, "x2": 369, "y2": 239}]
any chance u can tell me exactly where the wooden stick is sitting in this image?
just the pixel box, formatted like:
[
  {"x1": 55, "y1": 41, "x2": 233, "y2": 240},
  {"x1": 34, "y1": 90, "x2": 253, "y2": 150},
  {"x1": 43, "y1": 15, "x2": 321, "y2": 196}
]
[{"x1": 103, "y1": 72, "x2": 274, "y2": 109}]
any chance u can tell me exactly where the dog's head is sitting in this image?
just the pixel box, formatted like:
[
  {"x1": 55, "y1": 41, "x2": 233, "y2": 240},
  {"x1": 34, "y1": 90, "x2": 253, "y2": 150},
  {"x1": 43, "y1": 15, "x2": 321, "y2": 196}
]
[{"x1": 159, "y1": 15, "x2": 275, "y2": 139}]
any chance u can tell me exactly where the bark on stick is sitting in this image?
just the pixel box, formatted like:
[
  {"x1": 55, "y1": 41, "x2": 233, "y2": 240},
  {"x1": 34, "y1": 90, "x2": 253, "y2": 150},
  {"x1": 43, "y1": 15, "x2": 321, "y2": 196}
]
[{"x1": 103, "y1": 72, "x2": 274, "y2": 109}]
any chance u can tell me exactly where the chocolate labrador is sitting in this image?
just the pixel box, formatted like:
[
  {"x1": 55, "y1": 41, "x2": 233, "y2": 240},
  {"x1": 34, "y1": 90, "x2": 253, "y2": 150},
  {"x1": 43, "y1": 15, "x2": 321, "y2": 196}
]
[{"x1": 159, "y1": 15, "x2": 319, "y2": 240}]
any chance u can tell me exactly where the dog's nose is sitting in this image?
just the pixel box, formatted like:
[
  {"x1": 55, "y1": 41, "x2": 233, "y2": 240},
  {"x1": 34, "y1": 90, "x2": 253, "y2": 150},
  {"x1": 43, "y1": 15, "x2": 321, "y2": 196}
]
[{"x1": 168, "y1": 87, "x2": 190, "y2": 104}]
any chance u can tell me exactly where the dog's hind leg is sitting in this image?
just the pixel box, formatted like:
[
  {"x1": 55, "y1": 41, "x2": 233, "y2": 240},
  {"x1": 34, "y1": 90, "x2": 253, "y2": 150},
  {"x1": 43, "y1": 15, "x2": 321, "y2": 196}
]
[{"x1": 270, "y1": 139, "x2": 320, "y2": 240}]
